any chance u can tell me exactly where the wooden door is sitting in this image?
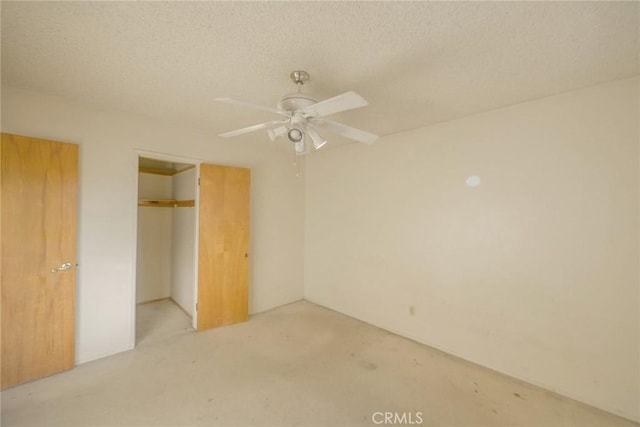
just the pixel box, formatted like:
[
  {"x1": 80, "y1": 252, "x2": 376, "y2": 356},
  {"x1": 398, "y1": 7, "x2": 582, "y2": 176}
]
[
  {"x1": 1, "y1": 133, "x2": 78, "y2": 389},
  {"x1": 197, "y1": 164, "x2": 250, "y2": 330}
]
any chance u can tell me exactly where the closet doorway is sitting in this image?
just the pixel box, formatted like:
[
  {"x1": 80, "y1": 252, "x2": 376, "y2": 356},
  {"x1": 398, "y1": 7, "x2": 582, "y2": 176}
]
[
  {"x1": 134, "y1": 153, "x2": 251, "y2": 345},
  {"x1": 135, "y1": 156, "x2": 198, "y2": 344}
]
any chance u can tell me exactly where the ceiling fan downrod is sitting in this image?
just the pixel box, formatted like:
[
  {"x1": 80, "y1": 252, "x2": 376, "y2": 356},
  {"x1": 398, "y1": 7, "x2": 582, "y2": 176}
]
[{"x1": 290, "y1": 70, "x2": 309, "y2": 92}]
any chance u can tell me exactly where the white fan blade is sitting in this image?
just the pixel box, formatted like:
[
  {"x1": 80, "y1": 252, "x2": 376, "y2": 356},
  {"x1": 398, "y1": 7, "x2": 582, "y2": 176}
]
[
  {"x1": 309, "y1": 118, "x2": 378, "y2": 144},
  {"x1": 219, "y1": 119, "x2": 289, "y2": 138},
  {"x1": 215, "y1": 98, "x2": 289, "y2": 117},
  {"x1": 301, "y1": 91, "x2": 368, "y2": 117}
]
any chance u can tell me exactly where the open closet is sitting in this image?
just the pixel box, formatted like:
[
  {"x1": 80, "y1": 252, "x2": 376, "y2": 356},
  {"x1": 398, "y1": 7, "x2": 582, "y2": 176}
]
[
  {"x1": 136, "y1": 157, "x2": 197, "y2": 343},
  {"x1": 134, "y1": 155, "x2": 252, "y2": 344}
]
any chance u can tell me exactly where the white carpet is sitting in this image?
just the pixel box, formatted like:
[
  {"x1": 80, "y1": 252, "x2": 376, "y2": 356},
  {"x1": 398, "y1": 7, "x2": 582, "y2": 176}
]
[{"x1": 2, "y1": 300, "x2": 636, "y2": 427}]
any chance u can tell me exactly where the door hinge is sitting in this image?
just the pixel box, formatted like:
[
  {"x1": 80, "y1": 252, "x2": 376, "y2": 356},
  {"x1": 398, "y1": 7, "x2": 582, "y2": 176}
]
[
  {"x1": 198, "y1": 177, "x2": 200, "y2": 186},
  {"x1": 196, "y1": 302, "x2": 198, "y2": 311}
]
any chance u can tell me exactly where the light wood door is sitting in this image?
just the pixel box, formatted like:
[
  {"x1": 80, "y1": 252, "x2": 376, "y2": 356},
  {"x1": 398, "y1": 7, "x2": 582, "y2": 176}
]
[
  {"x1": 1, "y1": 133, "x2": 78, "y2": 389},
  {"x1": 197, "y1": 164, "x2": 250, "y2": 330}
]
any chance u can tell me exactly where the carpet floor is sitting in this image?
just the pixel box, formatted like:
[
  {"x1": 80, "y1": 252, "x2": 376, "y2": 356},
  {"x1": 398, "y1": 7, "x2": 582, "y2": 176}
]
[{"x1": 1, "y1": 300, "x2": 637, "y2": 427}]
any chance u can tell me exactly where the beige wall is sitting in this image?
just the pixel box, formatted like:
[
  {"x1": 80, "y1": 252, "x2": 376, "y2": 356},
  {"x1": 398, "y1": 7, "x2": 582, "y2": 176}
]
[
  {"x1": 1, "y1": 85, "x2": 306, "y2": 364},
  {"x1": 305, "y1": 77, "x2": 639, "y2": 421},
  {"x1": 136, "y1": 173, "x2": 173, "y2": 303}
]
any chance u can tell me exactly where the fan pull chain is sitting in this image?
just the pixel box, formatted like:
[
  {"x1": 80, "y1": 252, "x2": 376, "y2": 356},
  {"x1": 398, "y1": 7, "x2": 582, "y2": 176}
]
[
  {"x1": 293, "y1": 148, "x2": 299, "y2": 176},
  {"x1": 292, "y1": 148, "x2": 304, "y2": 177}
]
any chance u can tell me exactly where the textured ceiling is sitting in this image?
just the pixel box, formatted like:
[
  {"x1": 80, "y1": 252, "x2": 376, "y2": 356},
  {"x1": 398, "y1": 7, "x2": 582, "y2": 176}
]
[{"x1": 2, "y1": 2, "x2": 638, "y2": 148}]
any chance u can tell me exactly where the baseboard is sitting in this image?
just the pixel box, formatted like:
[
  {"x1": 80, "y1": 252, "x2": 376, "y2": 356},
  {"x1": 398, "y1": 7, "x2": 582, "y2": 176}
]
[
  {"x1": 303, "y1": 297, "x2": 639, "y2": 423},
  {"x1": 170, "y1": 297, "x2": 193, "y2": 319},
  {"x1": 137, "y1": 296, "x2": 170, "y2": 305}
]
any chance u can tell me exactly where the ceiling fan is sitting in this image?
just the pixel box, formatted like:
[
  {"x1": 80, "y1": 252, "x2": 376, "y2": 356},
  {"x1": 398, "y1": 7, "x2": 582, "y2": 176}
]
[{"x1": 215, "y1": 70, "x2": 378, "y2": 155}]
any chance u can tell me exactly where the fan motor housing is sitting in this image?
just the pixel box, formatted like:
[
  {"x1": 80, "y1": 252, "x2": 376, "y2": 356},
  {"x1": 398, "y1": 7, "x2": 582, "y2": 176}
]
[{"x1": 278, "y1": 93, "x2": 317, "y2": 112}]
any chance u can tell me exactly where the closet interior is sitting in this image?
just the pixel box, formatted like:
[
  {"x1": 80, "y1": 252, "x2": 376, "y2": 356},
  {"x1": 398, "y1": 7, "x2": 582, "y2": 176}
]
[{"x1": 135, "y1": 157, "x2": 197, "y2": 343}]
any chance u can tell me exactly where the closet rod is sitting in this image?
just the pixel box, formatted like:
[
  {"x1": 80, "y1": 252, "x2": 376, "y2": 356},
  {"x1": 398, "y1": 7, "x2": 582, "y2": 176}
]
[{"x1": 138, "y1": 199, "x2": 195, "y2": 208}]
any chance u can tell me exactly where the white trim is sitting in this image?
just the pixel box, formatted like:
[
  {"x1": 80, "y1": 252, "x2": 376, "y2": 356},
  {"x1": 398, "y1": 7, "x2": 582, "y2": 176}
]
[
  {"x1": 135, "y1": 149, "x2": 203, "y2": 165},
  {"x1": 192, "y1": 163, "x2": 201, "y2": 330},
  {"x1": 128, "y1": 152, "x2": 140, "y2": 349}
]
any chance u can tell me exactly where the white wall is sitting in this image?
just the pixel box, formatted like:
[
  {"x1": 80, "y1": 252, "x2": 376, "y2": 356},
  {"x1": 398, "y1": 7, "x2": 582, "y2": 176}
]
[
  {"x1": 305, "y1": 77, "x2": 639, "y2": 421},
  {"x1": 171, "y1": 168, "x2": 197, "y2": 316},
  {"x1": 136, "y1": 173, "x2": 173, "y2": 303},
  {"x1": 1, "y1": 85, "x2": 305, "y2": 364}
]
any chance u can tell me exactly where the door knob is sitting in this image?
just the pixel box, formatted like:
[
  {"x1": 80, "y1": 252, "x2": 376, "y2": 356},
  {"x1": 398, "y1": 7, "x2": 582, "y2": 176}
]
[{"x1": 51, "y1": 262, "x2": 73, "y2": 273}]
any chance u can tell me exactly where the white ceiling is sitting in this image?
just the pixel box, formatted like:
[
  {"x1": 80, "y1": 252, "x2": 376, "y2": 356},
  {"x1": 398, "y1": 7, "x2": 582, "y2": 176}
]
[{"x1": 2, "y1": 2, "x2": 638, "y2": 148}]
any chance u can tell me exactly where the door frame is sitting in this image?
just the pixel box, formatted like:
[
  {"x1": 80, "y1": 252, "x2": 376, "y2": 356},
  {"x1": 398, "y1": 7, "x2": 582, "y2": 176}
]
[{"x1": 130, "y1": 149, "x2": 202, "y2": 346}]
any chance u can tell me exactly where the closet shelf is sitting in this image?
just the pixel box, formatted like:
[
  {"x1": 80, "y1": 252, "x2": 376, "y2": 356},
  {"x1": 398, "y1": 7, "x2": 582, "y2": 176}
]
[
  {"x1": 138, "y1": 199, "x2": 195, "y2": 208},
  {"x1": 139, "y1": 165, "x2": 195, "y2": 176}
]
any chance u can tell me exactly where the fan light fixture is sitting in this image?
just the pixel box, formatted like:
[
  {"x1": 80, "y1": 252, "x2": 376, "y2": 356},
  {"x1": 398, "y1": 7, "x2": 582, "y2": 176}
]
[
  {"x1": 215, "y1": 70, "x2": 378, "y2": 158},
  {"x1": 307, "y1": 127, "x2": 327, "y2": 150},
  {"x1": 287, "y1": 128, "x2": 304, "y2": 143},
  {"x1": 267, "y1": 126, "x2": 286, "y2": 142},
  {"x1": 294, "y1": 141, "x2": 305, "y2": 154}
]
